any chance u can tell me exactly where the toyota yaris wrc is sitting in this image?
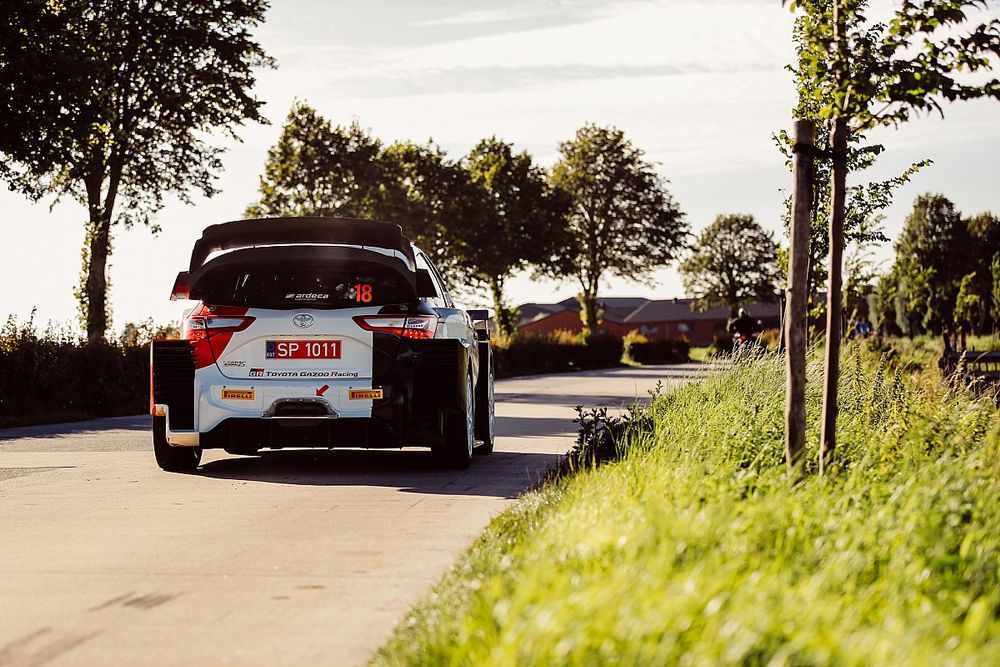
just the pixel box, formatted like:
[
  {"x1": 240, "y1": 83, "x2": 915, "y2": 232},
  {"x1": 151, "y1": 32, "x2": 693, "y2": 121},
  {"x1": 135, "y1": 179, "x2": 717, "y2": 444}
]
[{"x1": 150, "y1": 217, "x2": 494, "y2": 472}]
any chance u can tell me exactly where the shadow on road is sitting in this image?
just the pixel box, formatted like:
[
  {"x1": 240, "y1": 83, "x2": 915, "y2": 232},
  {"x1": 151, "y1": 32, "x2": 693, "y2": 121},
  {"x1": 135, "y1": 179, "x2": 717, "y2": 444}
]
[
  {"x1": 0, "y1": 415, "x2": 150, "y2": 442},
  {"x1": 581, "y1": 370, "x2": 709, "y2": 381},
  {"x1": 493, "y1": 414, "x2": 577, "y2": 438},
  {"x1": 196, "y1": 448, "x2": 561, "y2": 498},
  {"x1": 498, "y1": 394, "x2": 647, "y2": 409}
]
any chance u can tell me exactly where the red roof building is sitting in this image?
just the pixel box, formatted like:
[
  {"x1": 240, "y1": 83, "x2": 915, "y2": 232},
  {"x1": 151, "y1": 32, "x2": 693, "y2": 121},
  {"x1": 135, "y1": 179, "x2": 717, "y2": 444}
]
[{"x1": 517, "y1": 297, "x2": 781, "y2": 346}]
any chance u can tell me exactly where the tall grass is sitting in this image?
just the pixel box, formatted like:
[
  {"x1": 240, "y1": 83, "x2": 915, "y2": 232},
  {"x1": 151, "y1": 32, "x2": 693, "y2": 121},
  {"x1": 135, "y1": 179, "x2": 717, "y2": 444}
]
[{"x1": 375, "y1": 342, "x2": 1000, "y2": 665}]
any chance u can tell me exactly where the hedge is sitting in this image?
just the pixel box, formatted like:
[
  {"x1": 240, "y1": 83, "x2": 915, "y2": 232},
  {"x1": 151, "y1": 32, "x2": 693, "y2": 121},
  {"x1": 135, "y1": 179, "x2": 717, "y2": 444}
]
[
  {"x1": 0, "y1": 337, "x2": 149, "y2": 428},
  {"x1": 493, "y1": 333, "x2": 624, "y2": 378},
  {"x1": 625, "y1": 339, "x2": 690, "y2": 365},
  {"x1": 492, "y1": 331, "x2": 690, "y2": 378}
]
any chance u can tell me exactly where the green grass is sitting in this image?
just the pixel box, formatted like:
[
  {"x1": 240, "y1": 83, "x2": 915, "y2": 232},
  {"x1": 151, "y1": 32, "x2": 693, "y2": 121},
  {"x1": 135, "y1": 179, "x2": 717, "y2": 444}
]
[
  {"x1": 375, "y1": 340, "x2": 1000, "y2": 666},
  {"x1": 688, "y1": 345, "x2": 712, "y2": 362}
]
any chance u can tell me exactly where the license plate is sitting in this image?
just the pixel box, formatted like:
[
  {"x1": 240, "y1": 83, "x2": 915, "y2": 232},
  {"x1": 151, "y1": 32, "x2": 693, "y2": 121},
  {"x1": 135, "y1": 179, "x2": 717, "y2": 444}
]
[{"x1": 266, "y1": 340, "x2": 342, "y2": 359}]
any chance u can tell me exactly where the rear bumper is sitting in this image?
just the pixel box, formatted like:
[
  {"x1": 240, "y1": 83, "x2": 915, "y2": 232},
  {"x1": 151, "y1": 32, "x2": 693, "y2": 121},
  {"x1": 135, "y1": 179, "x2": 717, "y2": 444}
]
[{"x1": 151, "y1": 338, "x2": 475, "y2": 450}]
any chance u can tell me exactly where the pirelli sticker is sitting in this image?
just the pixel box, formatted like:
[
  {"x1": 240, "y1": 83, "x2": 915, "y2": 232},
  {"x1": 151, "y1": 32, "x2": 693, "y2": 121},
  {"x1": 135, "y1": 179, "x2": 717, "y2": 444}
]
[
  {"x1": 349, "y1": 388, "x2": 383, "y2": 401},
  {"x1": 221, "y1": 388, "x2": 255, "y2": 401}
]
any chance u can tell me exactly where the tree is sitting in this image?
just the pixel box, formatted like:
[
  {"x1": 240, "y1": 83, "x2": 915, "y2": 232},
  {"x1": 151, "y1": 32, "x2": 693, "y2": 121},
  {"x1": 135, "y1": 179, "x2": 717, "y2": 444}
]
[
  {"x1": 954, "y1": 272, "x2": 981, "y2": 347},
  {"x1": 376, "y1": 140, "x2": 485, "y2": 283},
  {"x1": 546, "y1": 124, "x2": 687, "y2": 332},
  {"x1": 992, "y1": 255, "x2": 1000, "y2": 334},
  {"x1": 680, "y1": 214, "x2": 782, "y2": 317},
  {"x1": 246, "y1": 104, "x2": 480, "y2": 283},
  {"x1": 874, "y1": 270, "x2": 905, "y2": 336},
  {"x1": 792, "y1": 0, "x2": 1000, "y2": 132},
  {"x1": 785, "y1": 0, "x2": 1000, "y2": 469},
  {"x1": 776, "y1": 104, "x2": 928, "y2": 309},
  {"x1": 463, "y1": 138, "x2": 569, "y2": 335},
  {"x1": 966, "y1": 213, "x2": 1000, "y2": 331},
  {"x1": 893, "y1": 194, "x2": 971, "y2": 334},
  {"x1": 245, "y1": 102, "x2": 384, "y2": 219},
  {"x1": 0, "y1": 0, "x2": 271, "y2": 342},
  {"x1": 890, "y1": 206, "x2": 999, "y2": 336}
]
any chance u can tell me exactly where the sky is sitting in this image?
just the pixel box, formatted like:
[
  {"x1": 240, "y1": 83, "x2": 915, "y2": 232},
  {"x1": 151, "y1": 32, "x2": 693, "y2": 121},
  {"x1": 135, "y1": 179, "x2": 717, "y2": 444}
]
[{"x1": 2, "y1": 0, "x2": 999, "y2": 333}]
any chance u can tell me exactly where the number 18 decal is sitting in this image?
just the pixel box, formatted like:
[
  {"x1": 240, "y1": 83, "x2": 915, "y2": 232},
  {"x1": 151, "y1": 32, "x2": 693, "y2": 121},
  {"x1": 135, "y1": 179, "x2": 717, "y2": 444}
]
[{"x1": 355, "y1": 283, "x2": 373, "y2": 303}]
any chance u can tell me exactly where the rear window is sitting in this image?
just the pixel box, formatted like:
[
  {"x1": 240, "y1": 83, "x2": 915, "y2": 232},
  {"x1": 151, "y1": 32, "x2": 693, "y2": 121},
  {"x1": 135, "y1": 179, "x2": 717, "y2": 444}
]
[{"x1": 199, "y1": 270, "x2": 410, "y2": 309}]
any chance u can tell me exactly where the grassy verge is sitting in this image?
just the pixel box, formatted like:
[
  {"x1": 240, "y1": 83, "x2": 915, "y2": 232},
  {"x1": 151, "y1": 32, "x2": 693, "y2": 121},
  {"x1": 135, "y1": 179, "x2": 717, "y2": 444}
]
[{"x1": 375, "y1": 339, "x2": 1000, "y2": 665}]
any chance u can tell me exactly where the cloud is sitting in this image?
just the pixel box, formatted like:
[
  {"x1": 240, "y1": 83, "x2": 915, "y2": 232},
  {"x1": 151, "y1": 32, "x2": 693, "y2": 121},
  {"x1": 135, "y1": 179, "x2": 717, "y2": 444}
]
[
  {"x1": 271, "y1": 1, "x2": 795, "y2": 101},
  {"x1": 326, "y1": 63, "x2": 779, "y2": 98},
  {"x1": 414, "y1": 8, "x2": 539, "y2": 27}
]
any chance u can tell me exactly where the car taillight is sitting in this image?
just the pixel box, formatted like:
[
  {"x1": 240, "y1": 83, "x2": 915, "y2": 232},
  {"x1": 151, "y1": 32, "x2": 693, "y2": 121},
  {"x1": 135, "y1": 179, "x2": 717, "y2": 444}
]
[
  {"x1": 353, "y1": 315, "x2": 437, "y2": 339},
  {"x1": 183, "y1": 315, "x2": 255, "y2": 340},
  {"x1": 183, "y1": 308, "x2": 255, "y2": 368}
]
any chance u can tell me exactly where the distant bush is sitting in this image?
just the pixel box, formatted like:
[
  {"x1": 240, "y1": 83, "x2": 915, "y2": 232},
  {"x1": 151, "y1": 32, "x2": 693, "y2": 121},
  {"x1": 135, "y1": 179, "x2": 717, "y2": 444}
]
[
  {"x1": 710, "y1": 332, "x2": 734, "y2": 356},
  {"x1": 0, "y1": 316, "x2": 154, "y2": 428},
  {"x1": 492, "y1": 330, "x2": 624, "y2": 377},
  {"x1": 493, "y1": 329, "x2": 689, "y2": 377},
  {"x1": 626, "y1": 339, "x2": 690, "y2": 365},
  {"x1": 621, "y1": 329, "x2": 649, "y2": 358},
  {"x1": 759, "y1": 327, "x2": 781, "y2": 350},
  {"x1": 549, "y1": 328, "x2": 586, "y2": 346}
]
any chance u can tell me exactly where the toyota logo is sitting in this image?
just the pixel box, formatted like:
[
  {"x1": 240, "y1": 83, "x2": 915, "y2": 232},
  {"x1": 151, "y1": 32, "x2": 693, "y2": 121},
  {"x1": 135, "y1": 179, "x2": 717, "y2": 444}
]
[{"x1": 292, "y1": 313, "x2": 314, "y2": 328}]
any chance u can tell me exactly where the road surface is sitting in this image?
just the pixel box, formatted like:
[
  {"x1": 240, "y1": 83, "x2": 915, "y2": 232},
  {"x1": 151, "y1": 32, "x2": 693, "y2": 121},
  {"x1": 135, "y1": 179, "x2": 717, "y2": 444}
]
[{"x1": 0, "y1": 364, "x2": 702, "y2": 666}]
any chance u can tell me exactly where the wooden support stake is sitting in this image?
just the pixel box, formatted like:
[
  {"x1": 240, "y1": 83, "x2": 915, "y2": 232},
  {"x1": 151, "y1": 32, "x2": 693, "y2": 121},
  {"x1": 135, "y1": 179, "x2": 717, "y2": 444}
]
[
  {"x1": 819, "y1": 117, "x2": 848, "y2": 474},
  {"x1": 785, "y1": 119, "x2": 815, "y2": 473}
]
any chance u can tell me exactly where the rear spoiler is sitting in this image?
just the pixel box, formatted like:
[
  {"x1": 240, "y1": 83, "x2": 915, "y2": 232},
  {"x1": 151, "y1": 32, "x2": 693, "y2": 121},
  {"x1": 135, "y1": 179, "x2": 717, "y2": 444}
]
[
  {"x1": 188, "y1": 217, "x2": 415, "y2": 272},
  {"x1": 170, "y1": 271, "x2": 190, "y2": 301}
]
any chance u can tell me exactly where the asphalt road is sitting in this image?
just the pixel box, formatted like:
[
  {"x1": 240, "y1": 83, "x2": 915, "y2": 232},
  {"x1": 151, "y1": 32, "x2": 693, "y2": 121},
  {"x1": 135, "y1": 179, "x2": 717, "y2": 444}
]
[{"x1": 0, "y1": 364, "x2": 703, "y2": 667}]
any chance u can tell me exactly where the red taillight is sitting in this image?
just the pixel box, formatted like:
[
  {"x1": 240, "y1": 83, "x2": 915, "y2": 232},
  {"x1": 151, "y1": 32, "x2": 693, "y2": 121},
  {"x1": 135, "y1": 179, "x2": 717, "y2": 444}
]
[
  {"x1": 183, "y1": 315, "x2": 255, "y2": 340},
  {"x1": 353, "y1": 315, "x2": 437, "y2": 339},
  {"x1": 183, "y1": 306, "x2": 254, "y2": 368}
]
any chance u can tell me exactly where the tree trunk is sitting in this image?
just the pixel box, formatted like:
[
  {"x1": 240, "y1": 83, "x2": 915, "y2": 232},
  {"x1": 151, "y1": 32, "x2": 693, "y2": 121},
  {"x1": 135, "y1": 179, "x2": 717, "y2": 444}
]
[
  {"x1": 83, "y1": 218, "x2": 112, "y2": 343},
  {"x1": 785, "y1": 120, "x2": 816, "y2": 474},
  {"x1": 819, "y1": 117, "x2": 848, "y2": 474},
  {"x1": 578, "y1": 290, "x2": 600, "y2": 334},
  {"x1": 80, "y1": 156, "x2": 120, "y2": 344},
  {"x1": 488, "y1": 276, "x2": 513, "y2": 337}
]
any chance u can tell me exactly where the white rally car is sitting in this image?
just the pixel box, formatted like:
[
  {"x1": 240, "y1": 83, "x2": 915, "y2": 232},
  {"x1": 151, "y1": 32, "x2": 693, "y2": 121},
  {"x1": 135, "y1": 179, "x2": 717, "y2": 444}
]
[{"x1": 150, "y1": 217, "x2": 494, "y2": 472}]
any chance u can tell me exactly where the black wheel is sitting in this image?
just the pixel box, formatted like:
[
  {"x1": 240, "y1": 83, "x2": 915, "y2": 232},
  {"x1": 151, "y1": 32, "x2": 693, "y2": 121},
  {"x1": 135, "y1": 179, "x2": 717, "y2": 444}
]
[
  {"x1": 436, "y1": 373, "x2": 474, "y2": 469},
  {"x1": 153, "y1": 415, "x2": 202, "y2": 472},
  {"x1": 474, "y1": 351, "x2": 494, "y2": 455}
]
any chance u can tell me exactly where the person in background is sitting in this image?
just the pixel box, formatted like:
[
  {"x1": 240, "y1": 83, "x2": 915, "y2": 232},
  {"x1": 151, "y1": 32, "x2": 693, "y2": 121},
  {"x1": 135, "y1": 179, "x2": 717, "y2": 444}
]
[
  {"x1": 728, "y1": 308, "x2": 762, "y2": 338},
  {"x1": 855, "y1": 315, "x2": 872, "y2": 338}
]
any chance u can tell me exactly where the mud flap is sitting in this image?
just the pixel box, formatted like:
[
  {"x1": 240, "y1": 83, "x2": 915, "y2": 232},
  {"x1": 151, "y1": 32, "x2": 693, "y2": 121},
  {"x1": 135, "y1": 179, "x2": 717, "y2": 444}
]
[
  {"x1": 474, "y1": 342, "x2": 492, "y2": 442},
  {"x1": 151, "y1": 340, "x2": 196, "y2": 429},
  {"x1": 410, "y1": 339, "x2": 470, "y2": 430}
]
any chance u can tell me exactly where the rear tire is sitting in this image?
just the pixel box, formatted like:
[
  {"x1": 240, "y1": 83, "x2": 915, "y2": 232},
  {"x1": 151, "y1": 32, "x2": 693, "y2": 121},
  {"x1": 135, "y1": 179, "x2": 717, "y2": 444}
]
[
  {"x1": 153, "y1": 416, "x2": 202, "y2": 472},
  {"x1": 474, "y1": 352, "x2": 495, "y2": 455},
  {"x1": 437, "y1": 373, "x2": 474, "y2": 469}
]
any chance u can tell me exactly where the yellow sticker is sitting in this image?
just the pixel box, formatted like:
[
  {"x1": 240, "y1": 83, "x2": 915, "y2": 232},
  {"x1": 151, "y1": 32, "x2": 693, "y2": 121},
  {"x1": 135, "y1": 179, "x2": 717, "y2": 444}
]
[
  {"x1": 349, "y1": 389, "x2": 383, "y2": 400},
  {"x1": 221, "y1": 388, "x2": 255, "y2": 401}
]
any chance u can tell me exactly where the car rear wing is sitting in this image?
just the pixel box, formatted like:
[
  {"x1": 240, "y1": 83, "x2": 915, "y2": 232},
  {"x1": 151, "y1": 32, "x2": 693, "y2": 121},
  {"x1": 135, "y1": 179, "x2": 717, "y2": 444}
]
[{"x1": 188, "y1": 217, "x2": 415, "y2": 272}]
